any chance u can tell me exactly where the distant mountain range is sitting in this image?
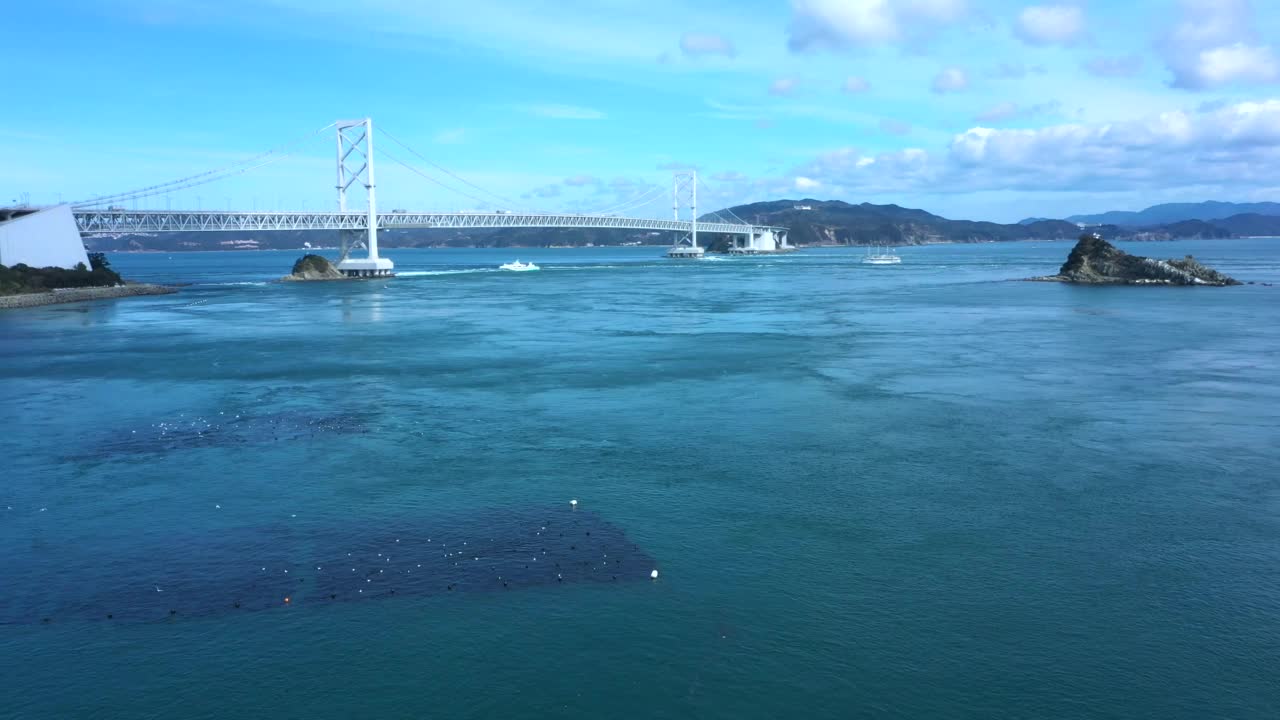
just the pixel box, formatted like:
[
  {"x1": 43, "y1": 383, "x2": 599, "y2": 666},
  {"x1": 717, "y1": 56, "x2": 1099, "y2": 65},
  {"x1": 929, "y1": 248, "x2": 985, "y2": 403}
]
[
  {"x1": 711, "y1": 199, "x2": 1081, "y2": 247},
  {"x1": 79, "y1": 199, "x2": 1280, "y2": 253},
  {"x1": 713, "y1": 199, "x2": 1273, "y2": 248},
  {"x1": 1037, "y1": 201, "x2": 1280, "y2": 227}
]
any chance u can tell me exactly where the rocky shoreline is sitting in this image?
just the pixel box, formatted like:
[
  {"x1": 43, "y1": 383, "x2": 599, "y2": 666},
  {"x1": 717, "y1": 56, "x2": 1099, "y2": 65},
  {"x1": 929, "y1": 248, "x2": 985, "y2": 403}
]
[{"x1": 0, "y1": 283, "x2": 177, "y2": 310}]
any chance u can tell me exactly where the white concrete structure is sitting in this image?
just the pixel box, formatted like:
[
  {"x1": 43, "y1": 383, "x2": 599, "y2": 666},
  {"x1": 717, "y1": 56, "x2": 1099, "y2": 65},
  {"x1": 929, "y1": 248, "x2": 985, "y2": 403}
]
[
  {"x1": 0, "y1": 205, "x2": 91, "y2": 269},
  {"x1": 334, "y1": 118, "x2": 393, "y2": 277},
  {"x1": 727, "y1": 228, "x2": 794, "y2": 255},
  {"x1": 666, "y1": 170, "x2": 701, "y2": 259}
]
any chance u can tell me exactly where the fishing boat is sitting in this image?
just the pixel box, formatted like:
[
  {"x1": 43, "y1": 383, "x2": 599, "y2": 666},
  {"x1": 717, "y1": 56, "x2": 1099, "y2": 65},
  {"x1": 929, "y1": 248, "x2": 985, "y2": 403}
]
[
  {"x1": 499, "y1": 260, "x2": 539, "y2": 271},
  {"x1": 861, "y1": 245, "x2": 902, "y2": 265}
]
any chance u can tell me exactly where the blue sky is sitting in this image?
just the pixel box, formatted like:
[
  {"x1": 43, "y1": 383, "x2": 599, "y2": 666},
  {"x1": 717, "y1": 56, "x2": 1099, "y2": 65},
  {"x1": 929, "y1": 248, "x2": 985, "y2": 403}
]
[{"x1": 4, "y1": 0, "x2": 1280, "y2": 222}]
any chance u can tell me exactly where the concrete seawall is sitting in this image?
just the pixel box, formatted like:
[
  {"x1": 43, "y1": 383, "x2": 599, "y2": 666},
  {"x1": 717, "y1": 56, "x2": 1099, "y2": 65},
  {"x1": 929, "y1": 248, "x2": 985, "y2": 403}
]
[{"x1": 0, "y1": 283, "x2": 176, "y2": 310}]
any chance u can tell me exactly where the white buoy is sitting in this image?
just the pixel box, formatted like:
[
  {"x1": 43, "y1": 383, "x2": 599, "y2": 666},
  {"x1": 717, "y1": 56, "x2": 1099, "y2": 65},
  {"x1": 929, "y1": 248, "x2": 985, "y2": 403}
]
[
  {"x1": 215, "y1": 504, "x2": 221, "y2": 509},
  {"x1": 570, "y1": 499, "x2": 578, "y2": 508},
  {"x1": 650, "y1": 569, "x2": 659, "y2": 579}
]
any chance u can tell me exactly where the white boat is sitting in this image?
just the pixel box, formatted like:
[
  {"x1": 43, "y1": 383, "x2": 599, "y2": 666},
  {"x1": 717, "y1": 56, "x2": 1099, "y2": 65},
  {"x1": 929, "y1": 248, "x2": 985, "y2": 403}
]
[
  {"x1": 861, "y1": 245, "x2": 902, "y2": 265},
  {"x1": 499, "y1": 260, "x2": 539, "y2": 271}
]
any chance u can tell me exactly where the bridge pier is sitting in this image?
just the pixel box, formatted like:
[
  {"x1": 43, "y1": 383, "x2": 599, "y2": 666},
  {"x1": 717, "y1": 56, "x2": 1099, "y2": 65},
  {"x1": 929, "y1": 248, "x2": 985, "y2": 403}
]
[{"x1": 726, "y1": 228, "x2": 796, "y2": 255}]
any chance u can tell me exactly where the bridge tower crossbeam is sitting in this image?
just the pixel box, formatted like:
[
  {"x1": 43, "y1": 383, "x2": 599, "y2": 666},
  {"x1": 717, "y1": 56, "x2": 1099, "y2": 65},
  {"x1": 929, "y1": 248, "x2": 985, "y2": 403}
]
[
  {"x1": 666, "y1": 170, "x2": 704, "y2": 259},
  {"x1": 334, "y1": 118, "x2": 393, "y2": 277}
]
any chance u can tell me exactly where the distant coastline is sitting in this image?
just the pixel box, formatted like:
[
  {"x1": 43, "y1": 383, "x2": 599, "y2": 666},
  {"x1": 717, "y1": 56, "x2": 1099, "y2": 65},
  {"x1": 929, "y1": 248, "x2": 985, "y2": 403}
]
[{"x1": 90, "y1": 236, "x2": 1280, "y2": 254}]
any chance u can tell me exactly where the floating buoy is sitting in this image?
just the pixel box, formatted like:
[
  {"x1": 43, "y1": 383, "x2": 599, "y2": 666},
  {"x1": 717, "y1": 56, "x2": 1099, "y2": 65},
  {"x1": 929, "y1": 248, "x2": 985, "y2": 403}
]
[
  {"x1": 569, "y1": 499, "x2": 578, "y2": 508},
  {"x1": 215, "y1": 504, "x2": 221, "y2": 509},
  {"x1": 650, "y1": 569, "x2": 659, "y2": 579}
]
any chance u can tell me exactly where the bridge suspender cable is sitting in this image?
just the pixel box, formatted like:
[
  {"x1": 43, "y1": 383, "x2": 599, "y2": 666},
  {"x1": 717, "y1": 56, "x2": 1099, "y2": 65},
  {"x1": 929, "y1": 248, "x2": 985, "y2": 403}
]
[
  {"x1": 71, "y1": 122, "x2": 337, "y2": 208},
  {"x1": 586, "y1": 183, "x2": 669, "y2": 216},
  {"x1": 377, "y1": 126, "x2": 525, "y2": 211},
  {"x1": 374, "y1": 146, "x2": 499, "y2": 209}
]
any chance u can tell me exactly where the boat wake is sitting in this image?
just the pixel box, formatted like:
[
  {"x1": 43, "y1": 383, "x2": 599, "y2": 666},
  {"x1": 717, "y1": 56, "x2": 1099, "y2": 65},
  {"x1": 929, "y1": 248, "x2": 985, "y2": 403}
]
[
  {"x1": 395, "y1": 269, "x2": 497, "y2": 277},
  {"x1": 499, "y1": 260, "x2": 539, "y2": 272}
]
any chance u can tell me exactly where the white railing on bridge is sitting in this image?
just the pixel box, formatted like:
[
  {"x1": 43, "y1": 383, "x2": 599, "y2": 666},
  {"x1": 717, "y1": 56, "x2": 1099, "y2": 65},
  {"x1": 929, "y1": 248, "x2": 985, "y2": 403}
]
[{"x1": 72, "y1": 209, "x2": 783, "y2": 236}]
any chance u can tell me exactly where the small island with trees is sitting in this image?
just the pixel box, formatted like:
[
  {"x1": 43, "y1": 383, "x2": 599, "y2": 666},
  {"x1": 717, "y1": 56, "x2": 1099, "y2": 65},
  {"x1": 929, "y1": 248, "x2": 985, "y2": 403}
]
[
  {"x1": 281, "y1": 254, "x2": 347, "y2": 282},
  {"x1": 0, "y1": 252, "x2": 175, "y2": 309}
]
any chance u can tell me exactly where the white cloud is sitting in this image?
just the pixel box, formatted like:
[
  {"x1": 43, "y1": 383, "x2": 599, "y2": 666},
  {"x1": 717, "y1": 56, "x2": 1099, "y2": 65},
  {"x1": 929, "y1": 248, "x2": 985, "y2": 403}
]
[
  {"x1": 1196, "y1": 43, "x2": 1280, "y2": 86},
  {"x1": 787, "y1": 0, "x2": 969, "y2": 51},
  {"x1": 521, "y1": 104, "x2": 606, "y2": 120},
  {"x1": 791, "y1": 99, "x2": 1280, "y2": 195},
  {"x1": 1083, "y1": 55, "x2": 1144, "y2": 78},
  {"x1": 770, "y1": 77, "x2": 800, "y2": 95},
  {"x1": 1014, "y1": 4, "x2": 1086, "y2": 47},
  {"x1": 842, "y1": 76, "x2": 871, "y2": 93},
  {"x1": 794, "y1": 176, "x2": 822, "y2": 190},
  {"x1": 931, "y1": 67, "x2": 969, "y2": 93},
  {"x1": 1161, "y1": 0, "x2": 1280, "y2": 89},
  {"x1": 680, "y1": 32, "x2": 735, "y2": 57}
]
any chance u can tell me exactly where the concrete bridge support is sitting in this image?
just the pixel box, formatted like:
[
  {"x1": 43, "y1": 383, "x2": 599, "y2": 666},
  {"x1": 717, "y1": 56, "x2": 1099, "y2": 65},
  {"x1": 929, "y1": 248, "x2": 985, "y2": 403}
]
[{"x1": 334, "y1": 119, "x2": 394, "y2": 277}]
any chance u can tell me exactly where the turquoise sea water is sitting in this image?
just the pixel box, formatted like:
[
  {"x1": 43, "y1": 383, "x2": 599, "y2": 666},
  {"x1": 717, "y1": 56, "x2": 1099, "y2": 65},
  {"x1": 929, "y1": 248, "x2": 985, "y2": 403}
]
[{"x1": 2, "y1": 241, "x2": 1279, "y2": 719}]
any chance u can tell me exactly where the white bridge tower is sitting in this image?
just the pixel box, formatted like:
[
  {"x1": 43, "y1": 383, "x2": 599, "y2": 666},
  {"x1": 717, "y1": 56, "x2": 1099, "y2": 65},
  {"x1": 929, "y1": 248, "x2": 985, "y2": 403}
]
[
  {"x1": 334, "y1": 118, "x2": 394, "y2": 277},
  {"x1": 666, "y1": 170, "x2": 704, "y2": 259}
]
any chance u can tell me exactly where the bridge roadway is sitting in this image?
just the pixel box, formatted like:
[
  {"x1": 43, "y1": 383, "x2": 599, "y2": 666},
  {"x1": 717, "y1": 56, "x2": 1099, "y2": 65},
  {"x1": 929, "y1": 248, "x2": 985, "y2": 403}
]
[{"x1": 72, "y1": 209, "x2": 784, "y2": 237}]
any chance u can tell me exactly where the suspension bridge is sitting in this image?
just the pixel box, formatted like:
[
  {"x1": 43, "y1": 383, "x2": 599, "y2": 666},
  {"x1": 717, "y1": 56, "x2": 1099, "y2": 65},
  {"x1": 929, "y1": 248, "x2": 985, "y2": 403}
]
[{"x1": 2, "y1": 118, "x2": 789, "y2": 275}]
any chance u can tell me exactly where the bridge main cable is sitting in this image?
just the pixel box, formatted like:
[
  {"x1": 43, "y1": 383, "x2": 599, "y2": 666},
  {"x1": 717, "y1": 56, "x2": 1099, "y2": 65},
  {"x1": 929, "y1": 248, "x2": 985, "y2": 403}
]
[{"x1": 71, "y1": 122, "x2": 337, "y2": 209}]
